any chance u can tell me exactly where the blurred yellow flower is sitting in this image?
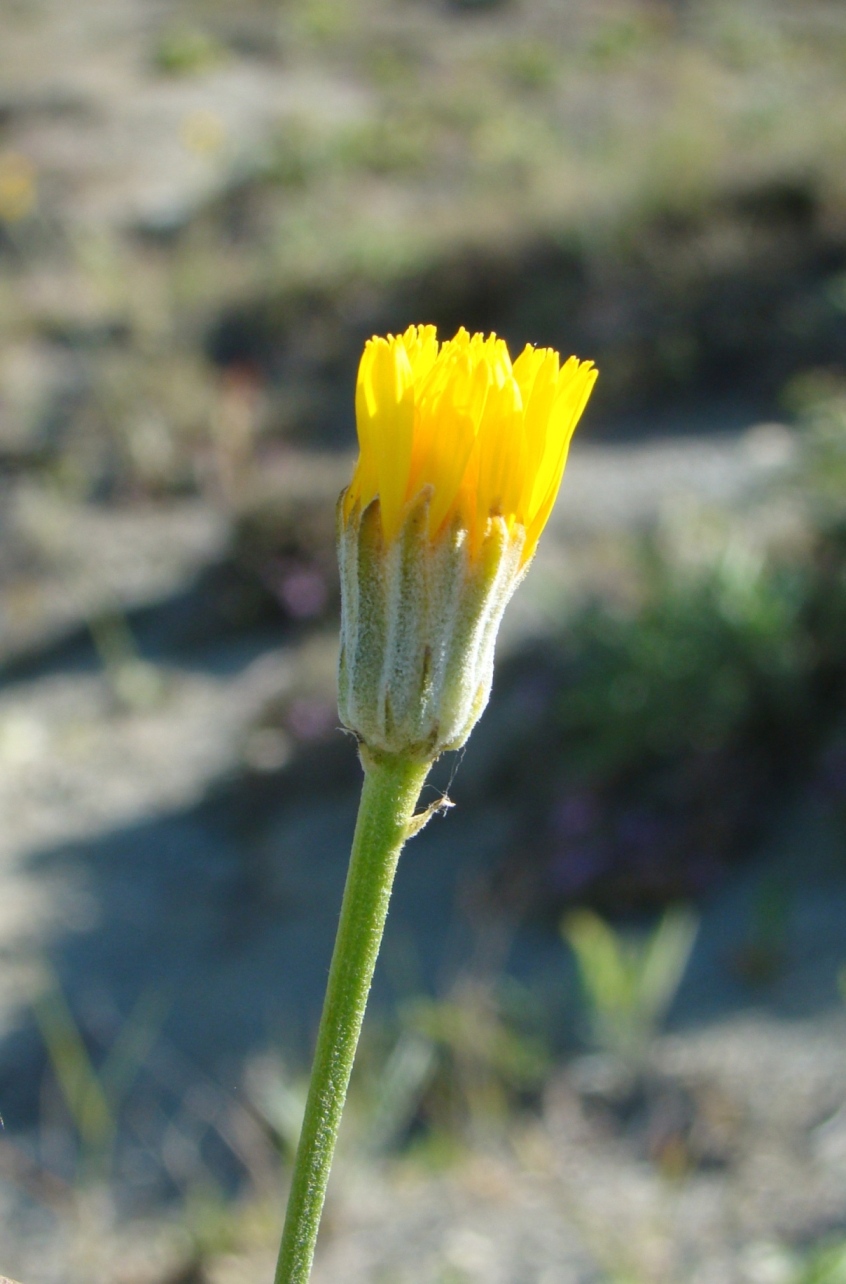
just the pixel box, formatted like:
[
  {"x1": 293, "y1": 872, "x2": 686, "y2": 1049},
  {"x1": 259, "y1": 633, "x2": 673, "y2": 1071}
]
[
  {"x1": 345, "y1": 324, "x2": 597, "y2": 561},
  {"x1": 0, "y1": 152, "x2": 36, "y2": 224},
  {"x1": 179, "y1": 109, "x2": 226, "y2": 156}
]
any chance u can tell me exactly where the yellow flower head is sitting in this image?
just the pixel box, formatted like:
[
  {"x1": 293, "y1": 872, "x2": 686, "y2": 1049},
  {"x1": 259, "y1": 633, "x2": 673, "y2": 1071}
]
[
  {"x1": 345, "y1": 324, "x2": 597, "y2": 562},
  {"x1": 0, "y1": 152, "x2": 36, "y2": 224}
]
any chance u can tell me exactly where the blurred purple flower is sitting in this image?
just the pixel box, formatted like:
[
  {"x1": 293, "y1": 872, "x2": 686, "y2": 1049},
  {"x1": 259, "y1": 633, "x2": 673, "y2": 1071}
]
[
  {"x1": 815, "y1": 741, "x2": 846, "y2": 803},
  {"x1": 286, "y1": 699, "x2": 336, "y2": 742},
  {"x1": 549, "y1": 841, "x2": 610, "y2": 895},
  {"x1": 551, "y1": 790, "x2": 599, "y2": 840},
  {"x1": 266, "y1": 558, "x2": 328, "y2": 619},
  {"x1": 687, "y1": 854, "x2": 724, "y2": 894},
  {"x1": 512, "y1": 672, "x2": 555, "y2": 719},
  {"x1": 616, "y1": 808, "x2": 665, "y2": 855},
  {"x1": 614, "y1": 807, "x2": 673, "y2": 881}
]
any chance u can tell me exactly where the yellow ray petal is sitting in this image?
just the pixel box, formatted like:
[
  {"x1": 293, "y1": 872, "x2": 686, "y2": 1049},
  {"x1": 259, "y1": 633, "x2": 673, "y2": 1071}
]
[{"x1": 349, "y1": 327, "x2": 597, "y2": 563}]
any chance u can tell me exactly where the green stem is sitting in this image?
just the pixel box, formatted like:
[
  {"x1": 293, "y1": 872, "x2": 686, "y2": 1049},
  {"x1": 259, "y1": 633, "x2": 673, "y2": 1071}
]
[{"x1": 274, "y1": 752, "x2": 431, "y2": 1284}]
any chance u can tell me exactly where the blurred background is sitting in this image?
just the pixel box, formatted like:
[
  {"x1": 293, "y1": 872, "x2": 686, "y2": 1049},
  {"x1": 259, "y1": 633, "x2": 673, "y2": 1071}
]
[{"x1": 1, "y1": 0, "x2": 846, "y2": 1280}]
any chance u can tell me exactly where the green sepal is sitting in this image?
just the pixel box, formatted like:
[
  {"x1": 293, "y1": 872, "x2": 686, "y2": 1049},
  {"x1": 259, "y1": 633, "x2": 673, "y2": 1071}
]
[{"x1": 338, "y1": 489, "x2": 529, "y2": 763}]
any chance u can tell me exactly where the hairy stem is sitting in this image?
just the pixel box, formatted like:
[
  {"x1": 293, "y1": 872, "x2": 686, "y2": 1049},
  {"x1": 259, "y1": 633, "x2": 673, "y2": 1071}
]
[{"x1": 274, "y1": 752, "x2": 430, "y2": 1284}]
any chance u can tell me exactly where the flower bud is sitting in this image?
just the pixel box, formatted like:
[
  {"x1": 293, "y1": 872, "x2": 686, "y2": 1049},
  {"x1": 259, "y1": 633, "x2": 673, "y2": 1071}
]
[
  {"x1": 338, "y1": 487, "x2": 526, "y2": 762},
  {"x1": 337, "y1": 326, "x2": 597, "y2": 763}
]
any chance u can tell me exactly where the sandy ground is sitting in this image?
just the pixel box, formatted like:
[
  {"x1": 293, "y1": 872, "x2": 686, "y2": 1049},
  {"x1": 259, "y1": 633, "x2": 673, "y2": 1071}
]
[{"x1": 2, "y1": 428, "x2": 844, "y2": 1284}]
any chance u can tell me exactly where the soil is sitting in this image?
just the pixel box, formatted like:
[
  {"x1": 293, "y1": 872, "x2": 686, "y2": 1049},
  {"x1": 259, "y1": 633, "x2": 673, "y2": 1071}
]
[
  {"x1": 1, "y1": 1, "x2": 846, "y2": 1279},
  {"x1": 1, "y1": 431, "x2": 844, "y2": 1283}
]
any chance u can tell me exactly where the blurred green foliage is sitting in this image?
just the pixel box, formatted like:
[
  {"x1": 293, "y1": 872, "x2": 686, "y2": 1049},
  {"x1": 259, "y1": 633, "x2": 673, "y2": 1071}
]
[
  {"x1": 153, "y1": 24, "x2": 227, "y2": 75},
  {"x1": 786, "y1": 371, "x2": 846, "y2": 518},
  {"x1": 730, "y1": 871, "x2": 792, "y2": 985},
  {"x1": 793, "y1": 1241, "x2": 846, "y2": 1284},
  {"x1": 404, "y1": 983, "x2": 548, "y2": 1135},
  {"x1": 32, "y1": 973, "x2": 165, "y2": 1182},
  {"x1": 350, "y1": 978, "x2": 548, "y2": 1155},
  {"x1": 563, "y1": 907, "x2": 698, "y2": 1061},
  {"x1": 559, "y1": 550, "x2": 808, "y2": 783}
]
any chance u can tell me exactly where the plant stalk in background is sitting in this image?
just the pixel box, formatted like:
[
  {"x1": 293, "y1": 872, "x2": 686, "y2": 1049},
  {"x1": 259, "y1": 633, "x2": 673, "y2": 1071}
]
[{"x1": 274, "y1": 326, "x2": 597, "y2": 1284}]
